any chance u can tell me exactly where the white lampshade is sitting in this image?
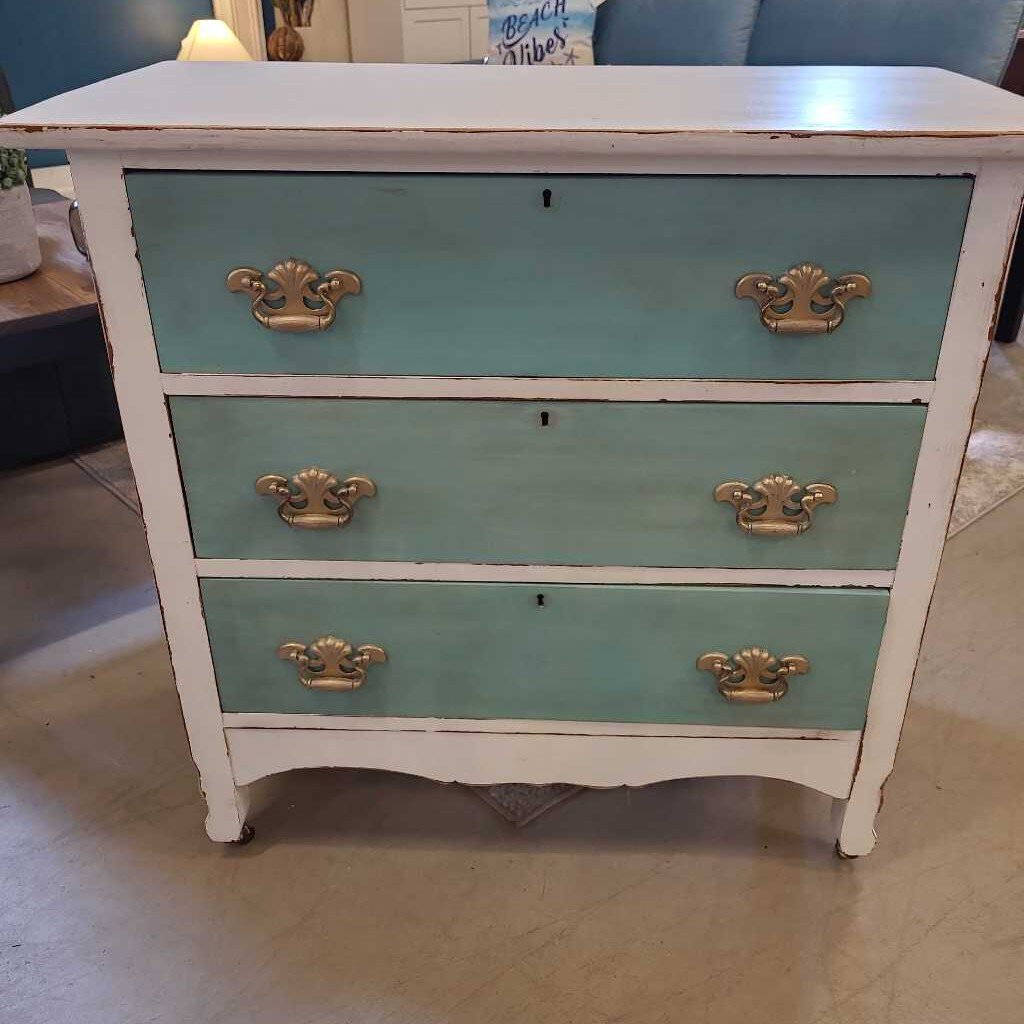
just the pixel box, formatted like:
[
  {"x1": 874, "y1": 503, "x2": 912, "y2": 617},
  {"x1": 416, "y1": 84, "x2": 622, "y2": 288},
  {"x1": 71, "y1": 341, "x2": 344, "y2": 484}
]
[{"x1": 177, "y1": 19, "x2": 252, "y2": 61}]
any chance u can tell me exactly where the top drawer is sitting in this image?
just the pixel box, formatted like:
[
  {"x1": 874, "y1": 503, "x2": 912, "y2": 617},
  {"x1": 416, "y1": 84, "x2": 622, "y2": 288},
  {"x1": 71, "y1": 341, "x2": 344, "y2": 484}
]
[{"x1": 126, "y1": 172, "x2": 971, "y2": 380}]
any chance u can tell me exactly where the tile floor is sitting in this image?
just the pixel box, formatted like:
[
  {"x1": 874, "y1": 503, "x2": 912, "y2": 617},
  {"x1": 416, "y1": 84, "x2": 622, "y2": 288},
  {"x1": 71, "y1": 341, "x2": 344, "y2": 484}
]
[{"x1": 1, "y1": 457, "x2": 1023, "y2": 1024}]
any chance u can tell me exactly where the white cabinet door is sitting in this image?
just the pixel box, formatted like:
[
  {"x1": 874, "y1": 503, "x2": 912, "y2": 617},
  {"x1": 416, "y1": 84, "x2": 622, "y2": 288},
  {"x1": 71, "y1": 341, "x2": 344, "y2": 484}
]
[
  {"x1": 403, "y1": 8, "x2": 471, "y2": 62},
  {"x1": 405, "y1": 0, "x2": 482, "y2": 7},
  {"x1": 471, "y1": 9, "x2": 489, "y2": 59}
]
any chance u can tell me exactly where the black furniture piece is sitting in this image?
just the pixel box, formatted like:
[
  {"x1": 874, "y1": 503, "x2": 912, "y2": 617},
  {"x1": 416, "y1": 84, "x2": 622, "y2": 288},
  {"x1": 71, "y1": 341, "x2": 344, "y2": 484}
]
[{"x1": 0, "y1": 69, "x2": 121, "y2": 468}]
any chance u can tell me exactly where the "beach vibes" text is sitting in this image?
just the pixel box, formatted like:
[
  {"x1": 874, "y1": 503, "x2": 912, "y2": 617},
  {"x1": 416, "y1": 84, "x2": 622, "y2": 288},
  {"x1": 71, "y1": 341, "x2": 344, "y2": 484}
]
[{"x1": 488, "y1": 0, "x2": 595, "y2": 66}]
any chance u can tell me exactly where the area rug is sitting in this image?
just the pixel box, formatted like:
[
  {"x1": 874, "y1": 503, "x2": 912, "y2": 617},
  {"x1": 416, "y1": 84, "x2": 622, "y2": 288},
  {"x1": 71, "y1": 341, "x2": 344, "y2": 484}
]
[
  {"x1": 71, "y1": 442, "x2": 140, "y2": 516},
  {"x1": 67, "y1": 342, "x2": 1024, "y2": 823},
  {"x1": 473, "y1": 783, "x2": 583, "y2": 826},
  {"x1": 948, "y1": 341, "x2": 1024, "y2": 534}
]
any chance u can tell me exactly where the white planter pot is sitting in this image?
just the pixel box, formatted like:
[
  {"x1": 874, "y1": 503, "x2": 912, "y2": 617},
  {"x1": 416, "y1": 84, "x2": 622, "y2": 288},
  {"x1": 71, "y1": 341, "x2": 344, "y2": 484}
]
[{"x1": 0, "y1": 184, "x2": 41, "y2": 284}]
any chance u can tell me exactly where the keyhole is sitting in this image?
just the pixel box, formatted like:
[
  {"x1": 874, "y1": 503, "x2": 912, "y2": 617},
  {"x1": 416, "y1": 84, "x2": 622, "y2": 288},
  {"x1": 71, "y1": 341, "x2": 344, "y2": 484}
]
[
  {"x1": 542, "y1": 188, "x2": 552, "y2": 208},
  {"x1": 540, "y1": 410, "x2": 550, "y2": 427},
  {"x1": 536, "y1": 593, "x2": 545, "y2": 607}
]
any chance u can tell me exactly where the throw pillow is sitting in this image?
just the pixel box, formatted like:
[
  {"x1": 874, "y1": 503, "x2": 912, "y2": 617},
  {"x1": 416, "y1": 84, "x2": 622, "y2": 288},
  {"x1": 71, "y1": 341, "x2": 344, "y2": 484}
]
[{"x1": 487, "y1": 0, "x2": 597, "y2": 66}]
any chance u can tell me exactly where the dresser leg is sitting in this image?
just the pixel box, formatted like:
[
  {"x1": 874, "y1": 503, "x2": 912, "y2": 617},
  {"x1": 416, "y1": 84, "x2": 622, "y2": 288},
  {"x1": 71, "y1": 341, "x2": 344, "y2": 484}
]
[
  {"x1": 831, "y1": 793, "x2": 878, "y2": 858},
  {"x1": 203, "y1": 782, "x2": 252, "y2": 843},
  {"x1": 231, "y1": 823, "x2": 256, "y2": 846}
]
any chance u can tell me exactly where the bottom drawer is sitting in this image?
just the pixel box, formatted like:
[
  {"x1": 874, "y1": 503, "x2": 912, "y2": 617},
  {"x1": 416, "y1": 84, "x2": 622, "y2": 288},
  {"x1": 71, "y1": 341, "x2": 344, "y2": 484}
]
[{"x1": 202, "y1": 580, "x2": 888, "y2": 730}]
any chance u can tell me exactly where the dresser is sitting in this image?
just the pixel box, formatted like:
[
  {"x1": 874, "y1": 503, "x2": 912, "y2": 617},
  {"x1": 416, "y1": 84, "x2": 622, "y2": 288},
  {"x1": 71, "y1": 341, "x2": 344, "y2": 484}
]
[{"x1": 5, "y1": 63, "x2": 1024, "y2": 856}]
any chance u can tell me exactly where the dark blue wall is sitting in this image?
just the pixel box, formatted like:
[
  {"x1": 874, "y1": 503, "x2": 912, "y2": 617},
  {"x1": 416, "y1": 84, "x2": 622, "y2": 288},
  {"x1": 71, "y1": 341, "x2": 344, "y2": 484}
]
[{"x1": 0, "y1": 0, "x2": 211, "y2": 166}]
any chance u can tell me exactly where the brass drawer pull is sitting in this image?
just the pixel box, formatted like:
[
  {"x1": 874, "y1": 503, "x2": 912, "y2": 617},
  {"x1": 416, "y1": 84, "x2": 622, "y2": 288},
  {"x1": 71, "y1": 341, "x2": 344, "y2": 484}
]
[
  {"x1": 226, "y1": 258, "x2": 361, "y2": 333},
  {"x1": 714, "y1": 474, "x2": 836, "y2": 537},
  {"x1": 278, "y1": 635, "x2": 387, "y2": 692},
  {"x1": 697, "y1": 648, "x2": 809, "y2": 704},
  {"x1": 255, "y1": 466, "x2": 376, "y2": 529},
  {"x1": 736, "y1": 263, "x2": 871, "y2": 334}
]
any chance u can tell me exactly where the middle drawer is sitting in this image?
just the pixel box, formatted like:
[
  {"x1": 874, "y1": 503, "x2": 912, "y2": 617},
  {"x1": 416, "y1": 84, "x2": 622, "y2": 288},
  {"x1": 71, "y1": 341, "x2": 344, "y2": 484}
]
[{"x1": 173, "y1": 398, "x2": 924, "y2": 569}]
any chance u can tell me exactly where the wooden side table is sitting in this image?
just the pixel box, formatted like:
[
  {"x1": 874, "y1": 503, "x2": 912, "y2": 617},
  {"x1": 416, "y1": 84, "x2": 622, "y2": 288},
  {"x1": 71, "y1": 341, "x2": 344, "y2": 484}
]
[{"x1": 0, "y1": 200, "x2": 121, "y2": 468}]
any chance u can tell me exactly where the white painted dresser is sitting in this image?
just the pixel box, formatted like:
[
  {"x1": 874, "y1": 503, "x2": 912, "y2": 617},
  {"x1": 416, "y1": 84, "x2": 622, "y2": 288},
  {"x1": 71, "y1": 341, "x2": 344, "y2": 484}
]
[{"x1": 5, "y1": 63, "x2": 1024, "y2": 855}]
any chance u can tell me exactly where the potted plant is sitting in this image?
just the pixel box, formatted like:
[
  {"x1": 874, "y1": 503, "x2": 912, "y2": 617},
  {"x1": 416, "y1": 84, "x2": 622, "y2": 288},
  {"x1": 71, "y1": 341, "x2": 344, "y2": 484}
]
[{"x1": 0, "y1": 143, "x2": 41, "y2": 283}]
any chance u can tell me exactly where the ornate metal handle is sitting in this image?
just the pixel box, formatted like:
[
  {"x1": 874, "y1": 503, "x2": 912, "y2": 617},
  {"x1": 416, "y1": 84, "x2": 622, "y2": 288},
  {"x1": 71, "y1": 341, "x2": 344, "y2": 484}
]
[
  {"x1": 278, "y1": 635, "x2": 387, "y2": 692},
  {"x1": 715, "y1": 474, "x2": 836, "y2": 537},
  {"x1": 736, "y1": 263, "x2": 871, "y2": 334},
  {"x1": 697, "y1": 648, "x2": 809, "y2": 704},
  {"x1": 255, "y1": 466, "x2": 376, "y2": 529},
  {"x1": 227, "y1": 258, "x2": 361, "y2": 333}
]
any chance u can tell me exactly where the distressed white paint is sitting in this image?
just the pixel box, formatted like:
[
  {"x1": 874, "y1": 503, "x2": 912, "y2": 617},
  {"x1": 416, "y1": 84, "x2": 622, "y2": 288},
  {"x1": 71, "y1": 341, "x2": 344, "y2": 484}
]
[
  {"x1": 225, "y1": 728, "x2": 861, "y2": 797},
  {"x1": 197, "y1": 560, "x2": 895, "y2": 588},
  {"x1": 17, "y1": 65, "x2": 1018, "y2": 851},
  {"x1": 69, "y1": 151, "x2": 249, "y2": 843},
  {"x1": 836, "y1": 160, "x2": 1024, "y2": 856},
  {"x1": 222, "y1": 712, "x2": 861, "y2": 741},
  {"x1": 164, "y1": 374, "x2": 934, "y2": 404},
  {"x1": 8, "y1": 130, "x2": 1023, "y2": 163},
  {"x1": 4, "y1": 64, "x2": 1024, "y2": 157},
  {"x1": 123, "y1": 148, "x2": 978, "y2": 176}
]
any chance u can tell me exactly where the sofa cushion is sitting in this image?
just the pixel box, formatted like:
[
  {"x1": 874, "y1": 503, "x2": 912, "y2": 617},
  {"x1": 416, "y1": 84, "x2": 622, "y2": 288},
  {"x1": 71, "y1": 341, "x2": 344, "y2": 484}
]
[
  {"x1": 488, "y1": 0, "x2": 597, "y2": 65},
  {"x1": 595, "y1": 0, "x2": 760, "y2": 66},
  {"x1": 748, "y1": 0, "x2": 1024, "y2": 84}
]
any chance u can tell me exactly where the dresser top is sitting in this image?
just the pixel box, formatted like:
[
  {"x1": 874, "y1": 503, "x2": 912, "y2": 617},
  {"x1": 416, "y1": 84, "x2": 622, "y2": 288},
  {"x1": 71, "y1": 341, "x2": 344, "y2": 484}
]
[{"x1": 5, "y1": 62, "x2": 1024, "y2": 156}]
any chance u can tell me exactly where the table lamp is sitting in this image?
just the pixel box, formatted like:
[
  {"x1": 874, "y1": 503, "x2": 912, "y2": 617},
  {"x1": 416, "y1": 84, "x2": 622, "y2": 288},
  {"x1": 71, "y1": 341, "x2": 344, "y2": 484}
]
[{"x1": 177, "y1": 19, "x2": 253, "y2": 61}]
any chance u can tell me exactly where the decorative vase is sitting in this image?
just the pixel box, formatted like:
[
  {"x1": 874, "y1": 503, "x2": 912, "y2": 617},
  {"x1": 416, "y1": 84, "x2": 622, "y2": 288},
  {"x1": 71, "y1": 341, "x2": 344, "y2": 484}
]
[
  {"x1": 0, "y1": 183, "x2": 41, "y2": 283},
  {"x1": 268, "y1": 24, "x2": 304, "y2": 61}
]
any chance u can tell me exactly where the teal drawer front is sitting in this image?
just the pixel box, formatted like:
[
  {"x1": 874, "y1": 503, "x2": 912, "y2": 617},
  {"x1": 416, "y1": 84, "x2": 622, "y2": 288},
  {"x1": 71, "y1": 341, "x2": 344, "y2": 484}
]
[
  {"x1": 172, "y1": 398, "x2": 925, "y2": 569},
  {"x1": 128, "y1": 172, "x2": 970, "y2": 380},
  {"x1": 203, "y1": 579, "x2": 888, "y2": 729}
]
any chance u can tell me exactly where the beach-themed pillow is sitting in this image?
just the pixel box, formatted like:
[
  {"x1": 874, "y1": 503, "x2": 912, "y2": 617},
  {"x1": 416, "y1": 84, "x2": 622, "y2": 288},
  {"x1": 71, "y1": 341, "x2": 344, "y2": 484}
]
[{"x1": 487, "y1": 0, "x2": 597, "y2": 66}]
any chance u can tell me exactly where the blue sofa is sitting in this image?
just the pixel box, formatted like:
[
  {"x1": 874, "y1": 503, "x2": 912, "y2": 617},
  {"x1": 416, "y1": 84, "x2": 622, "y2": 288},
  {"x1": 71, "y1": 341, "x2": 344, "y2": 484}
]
[{"x1": 593, "y1": 0, "x2": 1024, "y2": 85}]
